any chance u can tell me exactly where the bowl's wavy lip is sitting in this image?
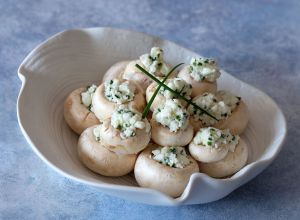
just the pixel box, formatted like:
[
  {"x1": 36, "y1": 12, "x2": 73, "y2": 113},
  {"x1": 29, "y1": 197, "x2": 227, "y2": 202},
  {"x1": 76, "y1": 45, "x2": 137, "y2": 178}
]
[{"x1": 16, "y1": 27, "x2": 287, "y2": 205}]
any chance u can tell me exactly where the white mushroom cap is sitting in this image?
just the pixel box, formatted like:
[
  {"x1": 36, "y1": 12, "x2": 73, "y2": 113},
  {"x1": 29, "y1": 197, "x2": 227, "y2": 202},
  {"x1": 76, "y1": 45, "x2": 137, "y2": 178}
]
[
  {"x1": 189, "y1": 140, "x2": 229, "y2": 163},
  {"x1": 99, "y1": 119, "x2": 151, "y2": 154},
  {"x1": 190, "y1": 100, "x2": 249, "y2": 135},
  {"x1": 123, "y1": 60, "x2": 153, "y2": 90},
  {"x1": 78, "y1": 125, "x2": 137, "y2": 176},
  {"x1": 146, "y1": 81, "x2": 188, "y2": 111},
  {"x1": 122, "y1": 60, "x2": 174, "y2": 90},
  {"x1": 102, "y1": 61, "x2": 130, "y2": 83},
  {"x1": 178, "y1": 65, "x2": 217, "y2": 97},
  {"x1": 134, "y1": 144, "x2": 199, "y2": 197},
  {"x1": 150, "y1": 118, "x2": 193, "y2": 147},
  {"x1": 64, "y1": 87, "x2": 100, "y2": 135},
  {"x1": 198, "y1": 138, "x2": 248, "y2": 178},
  {"x1": 92, "y1": 80, "x2": 146, "y2": 122},
  {"x1": 214, "y1": 101, "x2": 249, "y2": 135}
]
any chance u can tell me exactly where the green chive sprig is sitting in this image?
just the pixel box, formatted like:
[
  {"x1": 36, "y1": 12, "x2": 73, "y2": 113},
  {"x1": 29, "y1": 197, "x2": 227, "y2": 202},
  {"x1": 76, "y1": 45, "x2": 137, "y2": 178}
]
[
  {"x1": 136, "y1": 64, "x2": 218, "y2": 121},
  {"x1": 142, "y1": 63, "x2": 184, "y2": 118}
]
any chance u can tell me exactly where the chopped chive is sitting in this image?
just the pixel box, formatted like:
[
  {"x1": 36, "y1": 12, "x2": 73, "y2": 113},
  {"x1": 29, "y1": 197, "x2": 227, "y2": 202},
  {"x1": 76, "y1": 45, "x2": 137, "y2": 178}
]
[
  {"x1": 170, "y1": 148, "x2": 176, "y2": 153},
  {"x1": 178, "y1": 84, "x2": 186, "y2": 95}
]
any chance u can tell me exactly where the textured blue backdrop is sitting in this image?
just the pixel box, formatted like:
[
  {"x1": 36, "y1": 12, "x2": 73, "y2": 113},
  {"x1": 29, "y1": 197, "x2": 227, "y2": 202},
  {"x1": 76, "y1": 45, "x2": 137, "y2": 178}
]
[{"x1": 1, "y1": 0, "x2": 299, "y2": 219}]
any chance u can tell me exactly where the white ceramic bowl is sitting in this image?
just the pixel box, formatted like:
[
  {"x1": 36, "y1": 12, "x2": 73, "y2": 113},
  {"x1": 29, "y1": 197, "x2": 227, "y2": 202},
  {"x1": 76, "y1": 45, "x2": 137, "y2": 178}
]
[{"x1": 17, "y1": 27, "x2": 287, "y2": 206}]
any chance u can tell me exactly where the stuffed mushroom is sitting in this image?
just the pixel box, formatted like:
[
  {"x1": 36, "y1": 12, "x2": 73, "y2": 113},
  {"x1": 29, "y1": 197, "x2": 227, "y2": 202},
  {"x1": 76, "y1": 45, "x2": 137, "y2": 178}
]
[
  {"x1": 99, "y1": 105, "x2": 151, "y2": 154},
  {"x1": 102, "y1": 61, "x2": 130, "y2": 82},
  {"x1": 146, "y1": 77, "x2": 192, "y2": 111},
  {"x1": 78, "y1": 125, "x2": 136, "y2": 176},
  {"x1": 178, "y1": 57, "x2": 220, "y2": 97},
  {"x1": 189, "y1": 127, "x2": 248, "y2": 178},
  {"x1": 64, "y1": 85, "x2": 100, "y2": 134},
  {"x1": 134, "y1": 144, "x2": 199, "y2": 197},
  {"x1": 188, "y1": 90, "x2": 249, "y2": 134},
  {"x1": 122, "y1": 47, "x2": 172, "y2": 90},
  {"x1": 92, "y1": 78, "x2": 146, "y2": 121},
  {"x1": 151, "y1": 99, "x2": 193, "y2": 147}
]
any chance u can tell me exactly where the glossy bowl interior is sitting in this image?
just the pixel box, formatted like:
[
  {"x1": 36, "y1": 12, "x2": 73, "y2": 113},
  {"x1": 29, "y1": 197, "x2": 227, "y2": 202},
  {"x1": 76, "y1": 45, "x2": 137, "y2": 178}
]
[{"x1": 17, "y1": 27, "x2": 286, "y2": 205}]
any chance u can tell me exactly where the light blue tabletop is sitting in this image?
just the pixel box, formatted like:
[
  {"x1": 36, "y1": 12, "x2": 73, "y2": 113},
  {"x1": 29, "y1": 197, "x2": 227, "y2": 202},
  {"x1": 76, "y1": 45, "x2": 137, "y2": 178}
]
[{"x1": 1, "y1": 0, "x2": 299, "y2": 219}]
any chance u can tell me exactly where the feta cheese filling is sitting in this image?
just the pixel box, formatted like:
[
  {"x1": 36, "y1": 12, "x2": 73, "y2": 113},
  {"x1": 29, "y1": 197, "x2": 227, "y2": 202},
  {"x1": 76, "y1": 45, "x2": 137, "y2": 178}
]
[
  {"x1": 139, "y1": 47, "x2": 170, "y2": 76},
  {"x1": 93, "y1": 125, "x2": 101, "y2": 142},
  {"x1": 188, "y1": 57, "x2": 221, "y2": 82},
  {"x1": 159, "y1": 78, "x2": 192, "y2": 99},
  {"x1": 104, "y1": 79, "x2": 135, "y2": 104},
  {"x1": 193, "y1": 127, "x2": 239, "y2": 152},
  {"x1": 81, "y1": 84, "x2": 97, "y2": 112},
  {"x1": 153, "y1": 99, "x2": 189, "y2": 132},
  {"x1": 152, "y1": 146, "x2": 191, "y2": 168},
  {"x1": 111, "y1": 105, "x2": 151, "y2": 139},
  {"x1": 188, "y1": 91, "x2": 241, "y2": 126}
]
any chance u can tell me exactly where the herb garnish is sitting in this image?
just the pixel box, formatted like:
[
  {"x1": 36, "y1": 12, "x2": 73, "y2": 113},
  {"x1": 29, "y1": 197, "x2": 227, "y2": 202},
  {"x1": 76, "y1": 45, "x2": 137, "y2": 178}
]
[
  {"x1": 135, "y1": 64, "x2": 218, "y2": 121},
  {"x1": 141, "y1": 63, "x2": 183, "y2": 118}
]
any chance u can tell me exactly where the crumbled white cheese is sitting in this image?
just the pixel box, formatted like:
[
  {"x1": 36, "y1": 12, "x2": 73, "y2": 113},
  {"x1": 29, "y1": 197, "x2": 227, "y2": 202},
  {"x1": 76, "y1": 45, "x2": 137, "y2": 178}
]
[
  {"x1": 104, "y1": 79, "x2": 135, "y2": 104},
  {"x1": 216, "y1": 90, "x2": 241, "y2": 110},
  {"x1": 193, "y1": 127, "x2": 239, "y2": 152},
  {"x1": 153, "y1": 99, "x2": 189, "y2": 132},
  {"x1": 188, "y1": 91, "x2": 241, "y2": 126},
  {"x1": 111, "y1": 105, "x2": 150, "y2": 139},
  {"x1": 81, "y1": 84, "x2": 97, "y2": 112},
  {"x1": 139, "y1": 47, "x2": 170, "y2": 76},
  {"x1": 189, "y1": 57, "x2": 221, "y2": 82},
  {"x1": 93, "y1": 125, "x2": 101, "y2": 142},
  {"x1": 159, "y1": 78, "x2": 192, "y2": 99},
  {"x1": 152, "y1": 146, "x2": 191, "y2": 168}
]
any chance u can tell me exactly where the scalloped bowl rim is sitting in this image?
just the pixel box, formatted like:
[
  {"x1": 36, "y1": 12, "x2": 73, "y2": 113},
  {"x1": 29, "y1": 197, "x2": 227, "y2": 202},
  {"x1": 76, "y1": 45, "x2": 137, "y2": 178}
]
[{"x1": 16, "y1": 27, "x2": 287, "y2": 205}]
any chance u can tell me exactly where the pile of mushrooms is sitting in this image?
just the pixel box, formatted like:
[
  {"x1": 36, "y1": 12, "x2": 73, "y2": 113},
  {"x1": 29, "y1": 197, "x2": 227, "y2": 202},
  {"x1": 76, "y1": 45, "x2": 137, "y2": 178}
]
[{"x1": 64, "y1": 47, "x2": 249, "y2": 197}]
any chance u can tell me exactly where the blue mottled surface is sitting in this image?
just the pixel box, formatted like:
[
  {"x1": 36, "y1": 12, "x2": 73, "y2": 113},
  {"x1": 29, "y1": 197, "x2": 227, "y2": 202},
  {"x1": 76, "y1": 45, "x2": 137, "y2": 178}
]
[{"x1": 1, "y1": 0, "x2": 300, "y2": 219}]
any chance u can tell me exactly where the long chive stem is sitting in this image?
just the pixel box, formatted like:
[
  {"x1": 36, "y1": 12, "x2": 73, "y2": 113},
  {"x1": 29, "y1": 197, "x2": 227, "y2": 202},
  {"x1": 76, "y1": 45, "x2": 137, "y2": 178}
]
[
  {"x1": 136, "y1": 64, "x2": 218, "y2": 121},
  {"x1": 142, "y1": 63, "x2": 184, "y2": 118}
]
